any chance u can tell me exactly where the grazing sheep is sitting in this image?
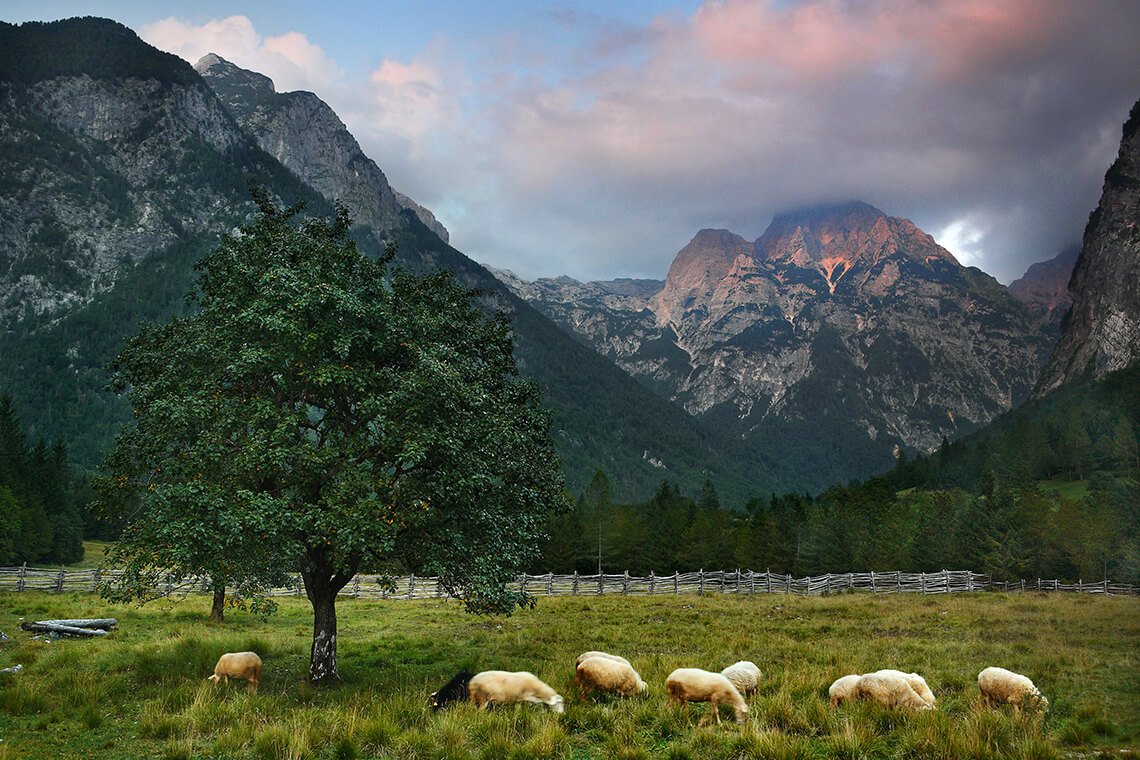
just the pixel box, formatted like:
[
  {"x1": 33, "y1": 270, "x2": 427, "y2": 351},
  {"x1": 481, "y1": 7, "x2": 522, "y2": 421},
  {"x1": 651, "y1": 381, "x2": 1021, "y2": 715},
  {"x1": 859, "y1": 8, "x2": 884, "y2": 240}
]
[
  {"x1": 575, "y1": 650, "x2": 631, "y2": 667},
  {"x1": 467, "y1": 670, "x2": 564, "y2": 713},
  {"x1": 666, "y1": 668, "x2": 749, "y2": 725},
  {"x1": 576, "y1": 656, "x2": 648, "y2": 697},
  {"x1": 207, "y1": 651, "x2": 261, "y2": 693},
  {"x1": 828, "y1": 674, "x2": 861, "y2": 708},
  {"x1": 853, "y1": 670, "x2": 932, "y2": 710},
  {"x1": 429, "y1": 671, "x2": 474, "y2": 711},
  {"x1": 867, "y1": 669, "x2": 936, "y2": 708},
  {"x1": 978, "y1": 667, "x2": 1048, "y2": 712},
  {"x1": 720, "y1": 661, "x2": 761, "y2": 695}
]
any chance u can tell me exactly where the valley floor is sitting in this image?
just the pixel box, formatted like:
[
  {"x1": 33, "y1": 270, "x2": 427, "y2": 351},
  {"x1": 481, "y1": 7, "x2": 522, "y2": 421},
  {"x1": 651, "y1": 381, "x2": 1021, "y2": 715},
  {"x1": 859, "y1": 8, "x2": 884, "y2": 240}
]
[{"x1": 0, "y1": 591, "x2": 1136, "y2": 758}]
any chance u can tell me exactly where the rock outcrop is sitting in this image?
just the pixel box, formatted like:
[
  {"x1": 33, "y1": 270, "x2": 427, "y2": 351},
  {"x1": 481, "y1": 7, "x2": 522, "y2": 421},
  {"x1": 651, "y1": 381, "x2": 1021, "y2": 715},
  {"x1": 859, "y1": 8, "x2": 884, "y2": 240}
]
[
  {"x1": 1008, "y1": 245, "x2": 1079, "y2": 328},
  {"x1": 194, "y1": 53, "x2": 448, "y2": 243},
  {"x1": 1035, "y1": 99, "x2": 1140, "y2": 395}
]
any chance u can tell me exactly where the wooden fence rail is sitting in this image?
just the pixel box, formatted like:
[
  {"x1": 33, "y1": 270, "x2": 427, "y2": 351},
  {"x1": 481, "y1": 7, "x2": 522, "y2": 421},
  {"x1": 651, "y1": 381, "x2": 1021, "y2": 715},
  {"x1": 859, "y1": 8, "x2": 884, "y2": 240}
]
[{"x1": 0, "y1": 566, "x2": 1134, "y2": 598}]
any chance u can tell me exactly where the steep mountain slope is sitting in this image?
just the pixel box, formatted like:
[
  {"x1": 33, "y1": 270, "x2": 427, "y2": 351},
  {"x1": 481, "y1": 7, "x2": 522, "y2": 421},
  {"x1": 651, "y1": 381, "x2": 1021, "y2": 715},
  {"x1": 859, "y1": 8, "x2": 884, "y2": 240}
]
[
  {"x1": 194, "y1": 53, "x2": 448, "y2": 243},
  {"x1": 1008, "y1": 245, "x2": 1079, "y2": 328},
  {"x1": 500, "y1": 202, "x2": 1056, "y2": 488},
  {"x1": 0, "y1": 18, "x2": 770, "y2": 503},
  {"x1": 1036, "y1": 98, "x2": 1140, "y2": 396}
]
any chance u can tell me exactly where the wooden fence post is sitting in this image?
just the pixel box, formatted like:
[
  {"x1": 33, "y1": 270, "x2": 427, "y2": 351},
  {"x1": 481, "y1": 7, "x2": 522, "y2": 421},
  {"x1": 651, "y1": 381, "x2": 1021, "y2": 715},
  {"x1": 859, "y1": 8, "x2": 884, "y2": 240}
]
[
  {"x1": 766, "y1": 569, "x2": 771, "y2": 594},
  {"x1": 870, "y1": 571, "x2": 876, "y2": 593},
  {"x1": 674, "y1": 572, "x2": 679, "y2": 594},
  {"x1": 572, "y1": 571, "x2": 579, "y2": 596},
  {"x1": 921, "y1": 573, "x2": 927, "y2": 593},
  {"x1": 92, "y1": 568, "x2": 101, "y2": 593},
  {"x1": 699, "y1": 569, "x2": 705, "y2": 594},
  {"x1": 56, "y1": 567, "x2": 65, "y2": 593},
  {"x1": 649, "y1": 571, "x2": 656, "y2": 595},
  {"x1": 352, "y1": 575, "x2": 360, "y2": 598},
  {"x1": 623, "y1": 571, "x2": 630, "y2": 595},
  {"x1": 750, "y1": 571, "x2": 755, "y2": 595},
  {"x1": 408, "y1": 574, "x2": 416, "y2": 600},
  {"x1": 598, "y1": 573, "x2": 604, "y2": 595},
  {"x1": 17, "y1": 563, "x2": 26, "y2": 592}
]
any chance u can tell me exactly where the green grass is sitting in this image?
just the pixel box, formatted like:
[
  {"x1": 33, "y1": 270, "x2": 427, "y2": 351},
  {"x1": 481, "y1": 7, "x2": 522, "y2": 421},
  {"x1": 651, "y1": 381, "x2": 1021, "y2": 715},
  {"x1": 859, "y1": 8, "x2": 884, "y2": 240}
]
[
  {"x1": 62, "y1": 540, "x2": 115, "y2": 570},
  {"x1": 1038, "y1": 478, "x2": 1090, "y2": 501},
  {"x1": 0, "y1": 591, "x2": 1135, "y2": 758}
]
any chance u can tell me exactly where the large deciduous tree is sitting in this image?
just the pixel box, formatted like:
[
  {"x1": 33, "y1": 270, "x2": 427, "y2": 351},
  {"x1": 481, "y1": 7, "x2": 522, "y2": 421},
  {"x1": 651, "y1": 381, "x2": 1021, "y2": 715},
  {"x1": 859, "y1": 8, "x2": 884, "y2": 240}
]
[{"x1": 97, "y1": 192, "x2": 567, "y2": 682}]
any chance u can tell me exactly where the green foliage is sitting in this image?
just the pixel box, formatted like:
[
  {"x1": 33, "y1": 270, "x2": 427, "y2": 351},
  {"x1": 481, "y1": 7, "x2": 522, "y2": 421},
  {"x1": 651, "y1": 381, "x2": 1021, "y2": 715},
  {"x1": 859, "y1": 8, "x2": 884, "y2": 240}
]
[
  {"x1": 0, "y1": 395, "x2": 84, "y2": 564},
  {"x1": 97, "y1": 195, "x2": 567, "y2": 681},
  {"x1": 0, "y1": 18, "x2": 200, "y2": 86}
]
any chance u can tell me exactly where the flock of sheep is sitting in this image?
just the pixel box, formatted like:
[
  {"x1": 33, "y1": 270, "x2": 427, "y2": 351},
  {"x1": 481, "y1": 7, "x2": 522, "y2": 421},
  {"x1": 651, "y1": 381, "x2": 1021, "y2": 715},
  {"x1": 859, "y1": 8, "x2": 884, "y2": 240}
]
[
  {"x1": 206, "y1": 649, "x2": 1048, "y2": 727},
  {"x1": 421, "y1": 652, "x2": 1048, "y2": 725}
]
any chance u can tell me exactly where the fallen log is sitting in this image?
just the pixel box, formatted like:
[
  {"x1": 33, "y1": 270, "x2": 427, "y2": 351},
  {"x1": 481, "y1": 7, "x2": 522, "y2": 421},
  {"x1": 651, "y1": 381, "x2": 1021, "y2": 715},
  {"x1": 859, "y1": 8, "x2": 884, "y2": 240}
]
[
  {"x1": 19, "y1": 621, "x2": 108, "y2": 637},
  {"x1": 35, "y1": 618, "x2": 117, "y2": 630}
]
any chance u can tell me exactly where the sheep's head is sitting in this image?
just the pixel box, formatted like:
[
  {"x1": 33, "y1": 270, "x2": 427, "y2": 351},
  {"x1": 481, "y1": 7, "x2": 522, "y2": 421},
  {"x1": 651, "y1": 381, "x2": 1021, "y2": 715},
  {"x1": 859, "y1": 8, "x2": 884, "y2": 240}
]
[
  {"x1": 429, "y1": 691, "x2": 441, "y2": 711},
  {"x1": 207, "y1": 674, "x2": 221, "y2": 684}
]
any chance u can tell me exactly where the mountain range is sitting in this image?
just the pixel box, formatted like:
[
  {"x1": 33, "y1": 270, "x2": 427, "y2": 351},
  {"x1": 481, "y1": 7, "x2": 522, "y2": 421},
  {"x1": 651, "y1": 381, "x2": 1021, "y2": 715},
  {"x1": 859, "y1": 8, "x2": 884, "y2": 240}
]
[
  {"x1": 496, "y1": 201, "x2": 1059, "y2": 485},
  {"x1": 0, "y1": 17, "x2": 1133, "y2": 503},
  {"x1": 0, "y1": 18, "x2": 772, "y2": 503}
]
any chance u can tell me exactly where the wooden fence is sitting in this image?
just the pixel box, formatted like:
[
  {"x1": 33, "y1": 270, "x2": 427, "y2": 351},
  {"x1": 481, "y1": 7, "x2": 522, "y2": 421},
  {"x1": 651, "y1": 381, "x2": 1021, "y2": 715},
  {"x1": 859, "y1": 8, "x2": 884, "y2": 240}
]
[{"x1": 0, "y1": 566, "x2": 1134, "y2": 598}]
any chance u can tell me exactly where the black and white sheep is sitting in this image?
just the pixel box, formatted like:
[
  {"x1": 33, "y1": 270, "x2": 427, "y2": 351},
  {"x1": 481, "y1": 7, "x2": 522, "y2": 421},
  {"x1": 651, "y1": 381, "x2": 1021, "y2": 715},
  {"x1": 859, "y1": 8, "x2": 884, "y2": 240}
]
[{"x1": 429, "y1": 671, "x2": 475, "y2": 711}]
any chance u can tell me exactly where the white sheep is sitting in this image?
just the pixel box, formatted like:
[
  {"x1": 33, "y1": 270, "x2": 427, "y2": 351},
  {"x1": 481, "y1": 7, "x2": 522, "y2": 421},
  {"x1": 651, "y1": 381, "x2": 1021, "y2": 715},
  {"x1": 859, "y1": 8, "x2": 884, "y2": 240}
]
[
  {"x1": 467, "y1": 670, "x2": 564, "y2": 713},
  {"x1": 720, "y1": 660, "x2": 761, "y2": 695},
  {"x1": 867, "y1": 669, "x2": 936, "y2": 708},
  {"x1": 853, "y1": 670, "x2": 932, "y2": 711},
  {"x1": 978, "y1": 667, "x2": 1048, "y2": 712},
  {"x1": 576, "y1": 656, "x2": 648, "y2": 697},
  {"x1": 575, "y1": 650, "x2": 631, "y2": 667},
  {"x1": 666, "y1": 668, "x2": 749, "y2": 725},
  {"x1": 207, "y1": 651, "x2": 261, "y2": 693},
  {"x1": 828, "y1": 674, "x2": 861, "y2": 708}
]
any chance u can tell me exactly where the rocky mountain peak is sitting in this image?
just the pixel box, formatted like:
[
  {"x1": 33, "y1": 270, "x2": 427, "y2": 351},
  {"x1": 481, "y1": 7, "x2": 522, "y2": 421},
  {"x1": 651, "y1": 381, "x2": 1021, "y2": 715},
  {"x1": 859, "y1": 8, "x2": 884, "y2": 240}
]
[
  {"x1": 195, "y1": 53, "x2": 449, "y2": 243},
  {"x1": 1008, "y1": 245, "x2": 1079, "y2": 327},
  {"x1": 193, "y1": 53, "x2": 275, "y2": 106},
  {"x1": 1036, "y1": 98, "x2": 1140, "y2": 395},
  {"x1": 756, "y1": 201, "x2": 956, "y2": 281},
  {"x1": 654, "y1": 228, "x2": 753, "y2": 327}
]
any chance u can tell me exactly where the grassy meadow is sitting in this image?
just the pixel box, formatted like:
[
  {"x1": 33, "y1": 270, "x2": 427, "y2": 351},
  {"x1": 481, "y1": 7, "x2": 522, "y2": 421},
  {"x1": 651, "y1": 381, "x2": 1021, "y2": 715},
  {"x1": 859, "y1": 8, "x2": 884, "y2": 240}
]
[{"x1": 0, "y1": 590, "x2": 1136, "y2": 759}]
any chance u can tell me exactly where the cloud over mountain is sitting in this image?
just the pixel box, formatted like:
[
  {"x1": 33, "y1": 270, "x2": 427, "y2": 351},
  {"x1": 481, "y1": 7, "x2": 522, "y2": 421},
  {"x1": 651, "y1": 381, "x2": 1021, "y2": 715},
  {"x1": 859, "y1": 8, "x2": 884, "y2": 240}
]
[{"x1": 141, "y1": 1, "x2": 1140, "y2": 284}]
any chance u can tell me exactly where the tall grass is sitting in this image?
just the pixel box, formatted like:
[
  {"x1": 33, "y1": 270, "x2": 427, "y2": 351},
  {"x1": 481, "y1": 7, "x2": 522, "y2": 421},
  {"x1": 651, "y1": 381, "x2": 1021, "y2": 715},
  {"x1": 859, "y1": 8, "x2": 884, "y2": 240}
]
[{"x1": 0, "y1": 591, "x2": 1135, "y2": 758}]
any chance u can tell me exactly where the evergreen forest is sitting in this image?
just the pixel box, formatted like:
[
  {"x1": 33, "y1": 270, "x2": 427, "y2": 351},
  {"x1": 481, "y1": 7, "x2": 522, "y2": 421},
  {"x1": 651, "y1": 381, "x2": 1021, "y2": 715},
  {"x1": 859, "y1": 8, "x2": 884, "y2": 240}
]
[{"x1": 535, "y1": 364, "x2": 1140, "y2": 584}]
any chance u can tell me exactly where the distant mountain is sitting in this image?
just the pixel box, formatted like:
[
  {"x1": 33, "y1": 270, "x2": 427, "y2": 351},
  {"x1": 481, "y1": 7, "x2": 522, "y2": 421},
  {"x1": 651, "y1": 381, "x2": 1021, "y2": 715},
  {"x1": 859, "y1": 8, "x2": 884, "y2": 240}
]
[
  {"x1": 499, "y1": 201, "x2": 1056, "y2": 489},
  {"x1": 1008, "y1": 245, "x2": 1079, "y2": 328},
  {"x1": 0, "y1": 18, "x2": 771, "y2": 503},
  {"x1": 1036, "y1": 98, "x2": 1140, "y2": 396}
]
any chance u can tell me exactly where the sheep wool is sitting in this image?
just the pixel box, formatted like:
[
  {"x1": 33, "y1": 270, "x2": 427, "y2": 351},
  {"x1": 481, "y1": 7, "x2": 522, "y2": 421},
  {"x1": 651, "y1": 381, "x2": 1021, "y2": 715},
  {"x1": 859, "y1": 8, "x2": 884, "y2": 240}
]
[
  {"x1": 207, "y1": 651, "x2": 262, "y2": 693},
  {"x1": 853, "y1": 671, "x2": 932, "y2": 711},
  {"x1": 576, "y1": 656, "x2": 648, "y2": 697},
  {"x1": 575, "y1": 651, "x2": 631, "y2": 667},
  {"x1": 666, "y1": 668, "x2": 749, "y2": 725},
  {"x1": 720, "y1": 661, "x2": 761, "y2": 695},
  {"x1": 468, "y1": 670, "x2": 565, "y2": 713},
  {"x1": 978, "y1": 667, "x2": 1049, "y2": 712},
  {"x1": 828, "y1": 674, "x2": 861, "y2": 708}
]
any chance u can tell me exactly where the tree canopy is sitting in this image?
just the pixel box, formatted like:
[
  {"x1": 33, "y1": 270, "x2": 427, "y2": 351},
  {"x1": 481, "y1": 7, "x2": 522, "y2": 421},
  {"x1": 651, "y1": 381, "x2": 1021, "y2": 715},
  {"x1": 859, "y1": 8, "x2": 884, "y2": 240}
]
[{"x1": 97, "y1": 192, "x2": 567, "y2": 682}]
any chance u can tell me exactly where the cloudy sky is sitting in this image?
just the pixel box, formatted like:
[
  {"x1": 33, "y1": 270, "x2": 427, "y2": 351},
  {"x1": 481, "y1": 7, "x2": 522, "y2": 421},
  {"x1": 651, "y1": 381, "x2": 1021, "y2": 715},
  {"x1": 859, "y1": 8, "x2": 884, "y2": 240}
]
[{"x1": 5, "y1": 1, "x2": 1140, "y2": 283}]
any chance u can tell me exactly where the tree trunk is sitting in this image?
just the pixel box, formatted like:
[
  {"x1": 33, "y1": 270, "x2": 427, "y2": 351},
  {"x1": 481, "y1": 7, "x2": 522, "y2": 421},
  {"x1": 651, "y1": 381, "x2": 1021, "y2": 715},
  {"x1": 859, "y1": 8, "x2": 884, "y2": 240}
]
[
  {"x1": 300, "y1": 548, "x2": 354, "y2": 684},
  {"x1": 209, "y1": 580, "x2": 226, "y2": 623}
]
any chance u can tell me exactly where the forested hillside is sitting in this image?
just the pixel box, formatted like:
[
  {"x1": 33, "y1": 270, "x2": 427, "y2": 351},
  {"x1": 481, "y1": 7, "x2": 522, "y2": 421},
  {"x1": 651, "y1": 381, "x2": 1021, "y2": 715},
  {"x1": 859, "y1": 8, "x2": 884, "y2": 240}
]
[{"x1": 538, "y1": 364, "x2": 1139, "y2": 584}]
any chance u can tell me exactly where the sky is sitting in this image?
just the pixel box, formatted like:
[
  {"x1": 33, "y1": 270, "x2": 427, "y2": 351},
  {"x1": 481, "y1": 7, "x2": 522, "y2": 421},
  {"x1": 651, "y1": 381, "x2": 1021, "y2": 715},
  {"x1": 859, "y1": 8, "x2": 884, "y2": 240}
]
[{"x1": 4, "y1": 1, "x2": 1139, "y2": 284}]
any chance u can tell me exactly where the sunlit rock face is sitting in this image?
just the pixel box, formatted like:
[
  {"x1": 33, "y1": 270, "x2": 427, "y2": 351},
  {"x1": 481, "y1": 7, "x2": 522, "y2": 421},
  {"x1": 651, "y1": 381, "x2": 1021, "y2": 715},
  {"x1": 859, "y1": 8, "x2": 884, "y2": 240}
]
[
  {"x1": 500, "y1": 201, "x2": 1055, "y2": 481},
  {"x1": 1008, "y1": 246, "x2": 1079, "y2": 328},
  {"x1": 1036, "y1": 99, "x2": 1140, "y2": 396}
]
